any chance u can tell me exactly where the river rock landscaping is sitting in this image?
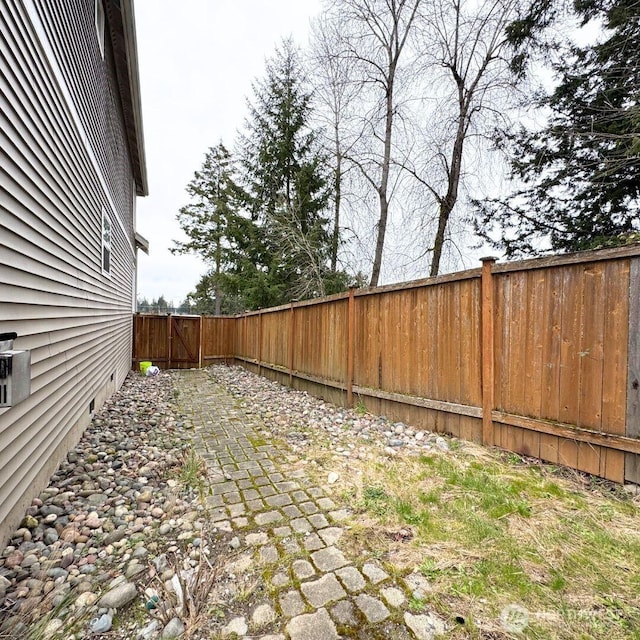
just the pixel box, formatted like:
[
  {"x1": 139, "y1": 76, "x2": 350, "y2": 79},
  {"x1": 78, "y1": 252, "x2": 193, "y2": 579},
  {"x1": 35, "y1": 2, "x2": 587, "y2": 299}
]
[
  {"x1": 0, "y1": 372, "x2": 228, "y2": 639},
  {"x1": 1, "y1": 364, "x2": 639, "y2": 639}
]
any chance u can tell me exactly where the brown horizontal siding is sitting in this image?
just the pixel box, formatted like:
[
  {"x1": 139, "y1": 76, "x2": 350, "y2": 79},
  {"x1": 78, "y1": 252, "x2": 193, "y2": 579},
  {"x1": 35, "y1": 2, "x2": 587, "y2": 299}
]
[{"x1": 0, "y1": 0, "x2": 138, "y2": 547}]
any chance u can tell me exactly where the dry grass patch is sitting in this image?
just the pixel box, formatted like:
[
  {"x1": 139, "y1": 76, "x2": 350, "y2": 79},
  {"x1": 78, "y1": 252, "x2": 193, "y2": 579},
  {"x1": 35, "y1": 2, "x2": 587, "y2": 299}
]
[{"x1": 320, "y1": 441, "x2": 640, "y2": 640}]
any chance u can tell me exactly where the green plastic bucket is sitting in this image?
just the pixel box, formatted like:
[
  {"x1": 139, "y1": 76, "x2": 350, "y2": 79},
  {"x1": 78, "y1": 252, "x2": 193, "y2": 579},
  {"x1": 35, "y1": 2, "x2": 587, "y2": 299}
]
[{"x1": 139, "y1": 361, "x2": 152, "y2": 375}]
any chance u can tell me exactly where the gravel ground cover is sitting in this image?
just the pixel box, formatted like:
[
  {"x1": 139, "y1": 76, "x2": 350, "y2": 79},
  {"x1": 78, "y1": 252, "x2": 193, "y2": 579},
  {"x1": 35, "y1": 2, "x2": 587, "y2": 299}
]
[
  {"x1": 2, "y1": 364, "x2": 639, "y2": 640},
  {"x1": 205, "y1": 365, "x2": 640, "y2": 640},
  {"x1": 206, "y1": 364, "x2": 453, "y2": 460},
  {"x1": 0, "y1": 372, "x2": 232, "y2": 639}
]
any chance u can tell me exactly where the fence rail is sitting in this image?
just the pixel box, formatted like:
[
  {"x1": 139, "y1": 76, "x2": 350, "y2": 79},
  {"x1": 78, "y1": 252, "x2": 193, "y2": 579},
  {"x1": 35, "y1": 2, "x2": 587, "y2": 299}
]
[{"x1": 133, "y1": 244, "x2": 640, "y2": 484}]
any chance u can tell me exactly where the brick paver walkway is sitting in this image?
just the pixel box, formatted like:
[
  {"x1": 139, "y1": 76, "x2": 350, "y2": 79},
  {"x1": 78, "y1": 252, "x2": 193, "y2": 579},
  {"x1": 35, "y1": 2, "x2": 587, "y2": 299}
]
[{"x1": 172, "y1": 369, "x2": 444, "y2": 640}]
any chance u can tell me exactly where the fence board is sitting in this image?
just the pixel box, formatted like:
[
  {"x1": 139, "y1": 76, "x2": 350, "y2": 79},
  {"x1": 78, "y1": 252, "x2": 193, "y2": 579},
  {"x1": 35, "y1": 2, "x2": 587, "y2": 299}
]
[
  {"x1": 132, "y1": 245, "x2": 640, "y2": 484},
  {"x1": 626, "y1": 258, "x2": 640, "y2": 483},
  {"x1": 494, "y1": 274, "x2": 508, "y2": 413},
  {"x1": 169, "y1": 317, "x2": 200, "y2": 368},
  {"x1": 132, "y1": 315, "x2": 169, "y2": 367},
  {"x1": 579, "y1": 265, "x2": 605, "y2": 429},
  {"x1": 202, "y1": 317, "x2": 236, "y2": 362},
  {"x1": 599, "y1": 259, "x2": 628, "y2": 482}
]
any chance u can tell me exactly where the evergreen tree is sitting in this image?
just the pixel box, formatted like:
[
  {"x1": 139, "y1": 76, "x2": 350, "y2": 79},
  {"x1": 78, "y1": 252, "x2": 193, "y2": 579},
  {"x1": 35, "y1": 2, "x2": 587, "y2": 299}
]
[
  {"x1": 476, "y1": 0, "x2": 640, "y2": 257},
  {"x1": 172, "y1": 143, "x2": 254, "y2": 313},
  {"x1": 136, "y1": 296, "x2": 150, "y2": 313},
  {"x1": 177, "y1": 298, "x2": 193, "y2": 315},
  {"x1": 239, "y1": 39, "x2": 348, "y2": 304},
  {"x1": 155, "y1": 296, "x2": 169, "y2": 313}
]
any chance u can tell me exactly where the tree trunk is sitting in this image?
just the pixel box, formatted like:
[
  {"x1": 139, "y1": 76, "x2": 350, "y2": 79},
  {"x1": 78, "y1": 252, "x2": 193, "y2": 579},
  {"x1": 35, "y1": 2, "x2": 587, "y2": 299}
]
[
  {"x1": 430, "y1": 113, "x2": 466, "y2": 277},
  {"x1": 331, "y1": 152, "x2": 341, "y2": 272},
  {"x1": 430, "y1": 202, "x2": 451, "y2": 277},
  {"x1": 214, "y1": 285, "x2": 222, "y2": 316},
  {"x1": 370, "y1": 77, "x2": 395, "y2": 287},
  {"x1": 214, "y1": 221, "x2": 222, "y2": 315}
]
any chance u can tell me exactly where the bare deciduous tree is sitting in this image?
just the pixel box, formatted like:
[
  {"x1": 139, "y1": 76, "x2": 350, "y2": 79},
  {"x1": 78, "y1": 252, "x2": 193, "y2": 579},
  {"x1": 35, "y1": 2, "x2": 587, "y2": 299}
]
[
  {"x1": 409, "y1": 0, "x2": 522, "y2": 276},
  {"x1": 309, "y1": 14, "x2": 361, "y2": 274},
  {"x1": 324, "y1": 0, "x2": 424, "y2": 287}
]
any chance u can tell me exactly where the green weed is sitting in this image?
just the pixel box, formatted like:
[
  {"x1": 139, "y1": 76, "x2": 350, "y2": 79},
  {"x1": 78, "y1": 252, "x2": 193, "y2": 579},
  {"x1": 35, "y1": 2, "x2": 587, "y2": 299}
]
[
  {"x1": 349, "y1": 446, "x2": 640, "y2": 639},
  {"x1": 354, "y1": 397, "x2": 368, "y2": 416},
  {"x1": 177, "y1": 448, "x2": 209, "y2": 499}
]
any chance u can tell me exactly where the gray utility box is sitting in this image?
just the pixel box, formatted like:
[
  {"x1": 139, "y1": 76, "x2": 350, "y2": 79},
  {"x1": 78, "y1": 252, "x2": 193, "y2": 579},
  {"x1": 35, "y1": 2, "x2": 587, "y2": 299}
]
[{"x1": 0, "y1": 344, "x2": 31, "y2": 408}]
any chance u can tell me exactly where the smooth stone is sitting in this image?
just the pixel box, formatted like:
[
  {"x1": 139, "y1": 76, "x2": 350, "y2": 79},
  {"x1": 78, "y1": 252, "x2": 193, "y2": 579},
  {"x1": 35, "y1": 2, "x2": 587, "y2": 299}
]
[
  {"x1": 47, "y1": 567, "x2": 68, "y2": 580},
  {"x1": 86, "y1": 493, "x2": 109, "y2": 506},
  {"x1": 80, "y1": 564, "x2": 97, "y2": 575},
  {"x1": 0, "y1": 617, "x2": 28, "y2": 635},
  {"x1": 43, "y1": 618, "x2": 64, "y2": 636},
  {"x1": 43, "y1": 529, "x2": 59, "y2": 545},
  {"x1": 85, "y1": 516, "x2": 102, "y2": 529},
  {"x1": 98, "y1": 581, "x2": 137, "y2": 609},
  {"x1": 404, "y1": 612, "x2": 447, "y2": 639},
  {"x1": 222, "y1": 617, "x2": 248, "y2": 637},
  {"x1": 286, "y1": 608, "x2": 339, "y2": 640},
  {"x1": 104, "y1": 528, "x2": 127, "y2": 545},
  {"x1": 435, "y1": 436, "x2": 449, "y2": 451},
  {"x1": 161, "y1": 617, "x2": 186, "y2": 638},
  {"x1": 4, "y1": 551, "x2": 23, "y2": 569},
  {"x1": 139, "y1": 619, "x2": 160, "y2": 639},
  {"x1": 252, "y1": 603, "x2": 277, "y2": 627},
  {"x1": 75, "y1": 592, "x2": 98, "y2": 608},
  {"x1": 137, "y1": 490, "x2": 153, "y2": 503}
]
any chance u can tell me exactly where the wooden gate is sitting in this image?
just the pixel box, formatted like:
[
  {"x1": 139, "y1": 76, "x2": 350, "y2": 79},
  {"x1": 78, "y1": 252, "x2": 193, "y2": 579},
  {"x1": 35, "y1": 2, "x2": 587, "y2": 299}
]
[
  {"x1": 133, "y1": 315, "x2": 201, "y2": 369},
  {"x1": 170, "y1": 316, "x2": 201, "y2": 368}
]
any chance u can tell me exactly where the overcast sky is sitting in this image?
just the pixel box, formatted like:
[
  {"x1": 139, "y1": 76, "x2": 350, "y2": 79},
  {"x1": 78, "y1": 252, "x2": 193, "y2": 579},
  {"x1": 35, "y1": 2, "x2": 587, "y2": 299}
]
[{"x1": 134, "y1": 0, "x2": 323, "y2": 305}]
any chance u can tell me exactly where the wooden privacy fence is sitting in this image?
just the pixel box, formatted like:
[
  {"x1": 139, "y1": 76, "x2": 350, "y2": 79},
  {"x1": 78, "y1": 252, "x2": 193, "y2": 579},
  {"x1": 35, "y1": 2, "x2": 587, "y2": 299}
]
[{"x1": 133, "y1": 244, "x2": 640, "y2": 484}]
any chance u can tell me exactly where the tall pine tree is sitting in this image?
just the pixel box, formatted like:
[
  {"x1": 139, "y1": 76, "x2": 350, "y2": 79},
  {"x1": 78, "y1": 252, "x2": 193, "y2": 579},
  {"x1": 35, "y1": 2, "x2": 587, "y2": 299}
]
[
  {"x1": 172, "y1": 143, "x2": 255, "y2": 313},
  {"x1": 239, "y1": 39, "x2": 350, "y2": 304},
  {"x1": 476, "y1": 0, "x2": 640, "y2": 257}
]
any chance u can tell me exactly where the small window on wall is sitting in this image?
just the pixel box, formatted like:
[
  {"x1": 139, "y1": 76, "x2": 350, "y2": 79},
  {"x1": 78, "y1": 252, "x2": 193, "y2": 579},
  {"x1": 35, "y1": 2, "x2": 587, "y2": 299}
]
[
  {"x1": 95, "y1": 0, "x2": 105, "y2": 58},
  {"x1": 102, "y1": 209, "x2": 111, "y2": 275}
]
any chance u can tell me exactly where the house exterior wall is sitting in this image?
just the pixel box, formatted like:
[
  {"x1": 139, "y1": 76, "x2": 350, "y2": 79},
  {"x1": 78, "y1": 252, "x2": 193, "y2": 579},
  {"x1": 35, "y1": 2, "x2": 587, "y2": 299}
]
[{"x1": 0, "y1": 0, "x2": 144, "y2": 548}]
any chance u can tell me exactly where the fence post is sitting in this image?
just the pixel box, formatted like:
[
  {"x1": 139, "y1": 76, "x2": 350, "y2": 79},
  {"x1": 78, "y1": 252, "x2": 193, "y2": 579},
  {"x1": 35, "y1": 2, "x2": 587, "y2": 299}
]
[
  {"x1": 257, "y1": 310, "x2": 263, "y2": 377},
  {"x1": 289, "y1": 302, "x2": 295, "y2": 387},
  {"x1": 347, "y1": 287, "x2": 355, "y2": 408},
  {"x1": 626, "y1": 258, "x2": 640, "y2": 483},
  {"x1": 167, "y1": 314, "x2": 172, "y2": 369},
  {"x1": 481, "y1": 257, "x2": 497, "y2": 446},
  {"x1": 198, "y1": 316, "x2": 203, "y2": 369}
]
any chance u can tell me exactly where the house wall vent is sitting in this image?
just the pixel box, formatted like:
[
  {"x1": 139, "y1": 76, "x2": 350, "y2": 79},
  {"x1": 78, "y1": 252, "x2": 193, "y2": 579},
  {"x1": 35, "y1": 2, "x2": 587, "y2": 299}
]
[{"x1": 0, "y1": 333, "x2": 31, "y2": 408}]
